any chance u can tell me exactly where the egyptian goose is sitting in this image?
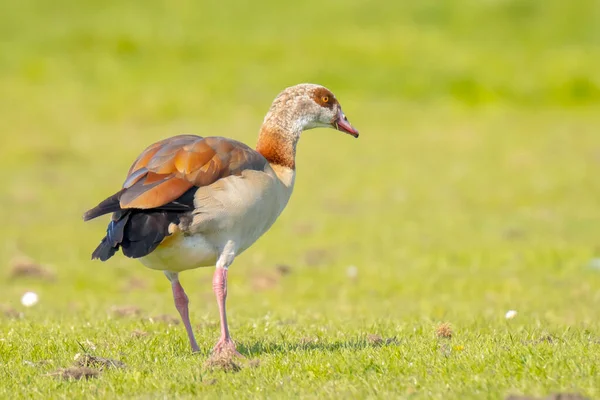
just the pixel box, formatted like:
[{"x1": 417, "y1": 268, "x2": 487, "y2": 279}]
[{"x1": 83, "y1": 83, "x2": 359, "y2": 356}]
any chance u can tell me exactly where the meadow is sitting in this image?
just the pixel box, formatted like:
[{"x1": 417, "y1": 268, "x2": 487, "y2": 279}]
[{"x1": 1, "y1": 0, "x2": 600, "y2": 398}]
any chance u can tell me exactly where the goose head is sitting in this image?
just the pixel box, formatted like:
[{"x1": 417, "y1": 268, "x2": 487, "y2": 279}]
[{"x1": 263, "y1": 83, "x2": 359, "y2": 138}]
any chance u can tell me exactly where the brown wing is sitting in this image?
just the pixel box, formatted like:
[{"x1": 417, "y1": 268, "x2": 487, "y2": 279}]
[{"x1": 118, "y1": 135, "x2": 269, "y2": 210}]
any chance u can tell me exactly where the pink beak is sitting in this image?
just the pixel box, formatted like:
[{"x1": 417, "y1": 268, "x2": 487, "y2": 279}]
[{"x1": 334, "y1": 110, "x2": 359, "y2": 138}]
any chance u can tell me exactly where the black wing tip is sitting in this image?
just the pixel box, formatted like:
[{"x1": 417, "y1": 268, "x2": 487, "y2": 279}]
[
  {"x1": 82, "y1": 211, "x2": 95, "y2": 222},
  {"x1": 83, "y1": 205, "x2": 119, "y2": 222},
  {"x1": 83, "y1": 190, "x2": 125, "y2": 222}
]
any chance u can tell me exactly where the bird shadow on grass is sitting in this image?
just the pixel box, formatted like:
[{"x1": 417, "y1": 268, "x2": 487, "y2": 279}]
[{"x1": 238, "y1": 336, "x2": 399, "y2": 357}]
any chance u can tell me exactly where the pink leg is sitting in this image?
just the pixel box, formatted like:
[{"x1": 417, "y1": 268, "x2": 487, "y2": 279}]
[
  {"x1": 212, "y1": 267, "x2": 242, "y2": 356},
  {"x1": 166, "y1": 273, "x2": 200, "y2": 352}
]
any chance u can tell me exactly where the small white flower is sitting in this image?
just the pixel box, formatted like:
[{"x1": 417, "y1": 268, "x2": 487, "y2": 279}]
[
  {"x1": 505, "y1": 310, "x2": 518, "y2": 319},
  {"x1": 21, "y1": 292, "x2": 38, "y2": 307},
  {"x1": 346, "y1": 265, "x2": 358, "y2": 279}
]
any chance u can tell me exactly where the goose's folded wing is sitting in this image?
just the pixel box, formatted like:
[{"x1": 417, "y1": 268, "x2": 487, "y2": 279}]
[
  {"x1": 120, "y1": 135, "x2": 269, "y2": 209},
  {"x1": 84, "y1": 135, "x2": 268, "y2": 220}
]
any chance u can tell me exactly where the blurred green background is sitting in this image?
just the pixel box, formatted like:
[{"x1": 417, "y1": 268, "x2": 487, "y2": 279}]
[{"x1": 1, "y1": 0, "x2": 600, "y2": 398}]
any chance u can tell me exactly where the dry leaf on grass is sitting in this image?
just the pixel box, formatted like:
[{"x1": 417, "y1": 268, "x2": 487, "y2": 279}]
[
  {"x1": 251, "y1": 273, "x2": 279, "y2": 291},
  {"x1": 275, "y1": 264, "x2": 292, "y2": 276},
  {"x1": 9, "y1": 256, "x2": 55, "y2": 281},
  {"x1": 204, "y1": 352, "x2": 242, "y2": 373},
  {"x1": 367, "y1": 334, "x2": 398, "y2": 346},
  {"x1": 75, "y1": 354, "x2": 125, "y2": 371},
  {"x1": 47, "y1": 367, "x2": 100, "y2": 380},
  {"x1": 1, "y1": 305, "x2": 23, "y2": 319},
  {"x1": 299, "y1": 337, "x2": 318, "y2": 346},
  {"x1": 109, "y1": 305, "x2": 142, "y2": 318},
  {"x1": 436, "y1": 322, "x2": 453, "y2": 339},
  {"x1": 367, "y1": 334, "x2": 383, "y2": 346}
]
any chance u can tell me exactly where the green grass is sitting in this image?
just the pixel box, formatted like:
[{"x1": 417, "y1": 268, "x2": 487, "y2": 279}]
[{"x1": 1, "y1": 0, "x2": 600, "y2": 398}]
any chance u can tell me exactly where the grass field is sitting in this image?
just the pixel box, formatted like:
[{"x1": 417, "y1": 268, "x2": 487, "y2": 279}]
[{"x1": 1, "y1": 0, "x2": 600, "y2": 398}]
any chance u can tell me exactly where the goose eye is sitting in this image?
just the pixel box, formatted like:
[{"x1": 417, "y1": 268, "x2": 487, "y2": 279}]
[{"x1": 321, "y1": 96, "x2": 329, "y2": 103}]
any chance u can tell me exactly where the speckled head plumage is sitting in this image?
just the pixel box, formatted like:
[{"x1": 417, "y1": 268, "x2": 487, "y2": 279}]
[
  {"x1": 262, "y1": 83, "x2": 359, "y2": 138},
  {"x1": 256, "y1": 83, "x2": 359, "y2": 169}
]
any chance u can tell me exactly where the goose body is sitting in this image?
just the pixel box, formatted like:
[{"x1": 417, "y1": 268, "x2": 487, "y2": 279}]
[
  {"x1": 84, "y1": 83, "x2": 358, "y2": 357},
  {"x1": 140, "y1": 158, "x2": 295, "y2": 272}
]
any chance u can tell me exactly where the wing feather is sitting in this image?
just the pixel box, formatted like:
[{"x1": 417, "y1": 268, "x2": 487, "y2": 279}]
[{"x1": 117, "y1": 135, "x2": 268, "y2": 210}]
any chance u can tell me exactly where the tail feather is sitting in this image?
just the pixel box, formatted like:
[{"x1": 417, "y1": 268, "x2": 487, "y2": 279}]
[
  {"x1": 91, "y1": 237, "x2": 118, "y2": 261},
  {"x1": 91, "y1": 211, "x2": 130, "y2": 261},
  {"x1": 90, "y1": 210, "x2": 181, "y2": 261},
  {"x1": 85, "y1": 187, "x2": 196, "y2": 261}
]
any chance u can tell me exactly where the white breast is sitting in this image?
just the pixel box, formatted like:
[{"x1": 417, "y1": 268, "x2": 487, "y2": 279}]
[{"x1": 139, "y1": 165, "x2": 295, "y2": 272}]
